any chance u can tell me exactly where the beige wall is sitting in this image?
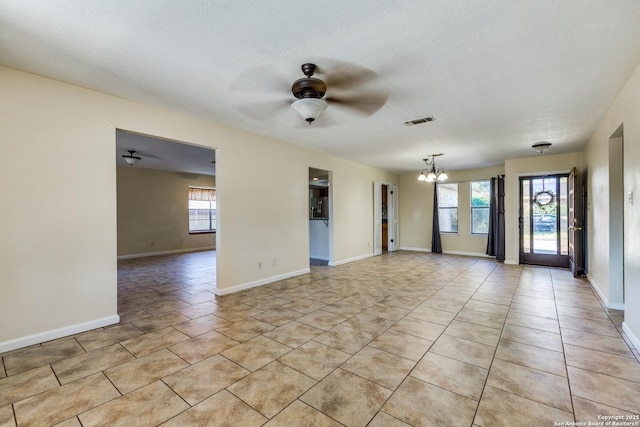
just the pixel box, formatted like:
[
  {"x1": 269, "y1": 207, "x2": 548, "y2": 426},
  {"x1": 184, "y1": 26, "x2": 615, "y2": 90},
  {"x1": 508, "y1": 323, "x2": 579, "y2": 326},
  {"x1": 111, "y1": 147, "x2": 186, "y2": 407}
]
[
  {"x1": 583, "y1": 61, "x2": 640, "y2": 350},
  {"x1": 401, "y1": 154, "x2": 587, "y2": 265},
  {"x1": 5, "y1": 58, "x2": 640, "y2": 352},
  {"x1": 503, "y1": 152, "x2": 583, "y2": 264},
  {"x1": 399, "y1": 166, "x2": 504, "y2": 256},
  {"x1": 0, "y1": 66, "x2": 397, "y2": 350},
  {"x1": 117, "y1": 166, "x2": 216, "y2": 257}
]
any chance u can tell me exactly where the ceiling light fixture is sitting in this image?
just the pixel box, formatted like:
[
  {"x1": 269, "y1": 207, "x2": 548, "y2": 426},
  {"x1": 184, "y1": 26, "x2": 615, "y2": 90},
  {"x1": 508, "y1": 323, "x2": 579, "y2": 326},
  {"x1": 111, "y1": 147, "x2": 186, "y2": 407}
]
[
  {"x1": 292, "y1": 98, "x2": 327, "y2": 124},
  {"x1": 122, "y1": 150, "x2": 141, "y2": 166},
  {"x1": 291, "y1": 63, "x2": 328, "y2": 124},
  {"x1": 418, "y1": 154, "x2": 447, "y2": 183},
  {"x1": 532, "y1": 142, "x2": 552, "y2": 154}
]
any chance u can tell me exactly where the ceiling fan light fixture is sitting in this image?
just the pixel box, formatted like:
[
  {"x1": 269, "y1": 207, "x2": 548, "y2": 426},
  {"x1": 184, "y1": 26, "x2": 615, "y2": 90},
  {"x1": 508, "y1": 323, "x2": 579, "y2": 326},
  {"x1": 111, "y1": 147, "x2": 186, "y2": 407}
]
[
  {"x1": 437, "y1": 170, "x2": 448, "y2": 181},
  {"x1": 426, "y1": 170, "x2": 437, "y2": 183},
  {"x1": 292, "y1": 98, "x2": 327, "y2": 124},
  {"x1": 532, "y1": 142, "x2": 552, "y2": 154},
  {"x1": 122, "y1": 150, "x2": 141, "y2": 166},
  {"x1": 417, "y1": 171, "x2": 428, "y2": 181}
]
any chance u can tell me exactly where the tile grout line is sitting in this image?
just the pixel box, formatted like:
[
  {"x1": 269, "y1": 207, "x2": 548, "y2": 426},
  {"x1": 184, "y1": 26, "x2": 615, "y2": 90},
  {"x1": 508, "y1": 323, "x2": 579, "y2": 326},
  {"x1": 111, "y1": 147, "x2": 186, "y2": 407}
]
[
  {"x1": 550, "y1": 270, "x2": 577, "y2": 422},
  {"x1": 465, "y1": 261, "x2": 514, "y2": 426}
]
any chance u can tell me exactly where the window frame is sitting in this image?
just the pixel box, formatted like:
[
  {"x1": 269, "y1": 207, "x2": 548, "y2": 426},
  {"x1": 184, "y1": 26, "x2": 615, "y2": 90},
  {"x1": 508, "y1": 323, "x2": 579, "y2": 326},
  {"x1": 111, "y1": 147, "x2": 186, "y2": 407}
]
[
  {"x1": 470, "y1": 180, "x2": 490, "y2": 235},
  {"x1": 188, "y1": 187, "x2": 216, "y2": 234},
  {"x1": 437, "y1": 182, "x2": 458, "y2": 234}
]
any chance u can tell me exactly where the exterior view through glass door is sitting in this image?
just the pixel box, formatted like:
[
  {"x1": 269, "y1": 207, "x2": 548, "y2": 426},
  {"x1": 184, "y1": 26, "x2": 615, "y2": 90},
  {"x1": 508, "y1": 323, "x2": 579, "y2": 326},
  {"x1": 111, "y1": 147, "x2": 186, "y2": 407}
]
[{"x1": 520, "y1": 175, "x2": 569, "y2": 267}]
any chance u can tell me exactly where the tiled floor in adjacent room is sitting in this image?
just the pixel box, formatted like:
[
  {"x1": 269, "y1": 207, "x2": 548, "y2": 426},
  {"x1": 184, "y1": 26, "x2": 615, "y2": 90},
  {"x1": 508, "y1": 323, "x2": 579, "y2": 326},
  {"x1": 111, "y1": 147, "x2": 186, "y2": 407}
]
[{"x1": 2, "y1": 250, "x2": 640, "y2": 426}]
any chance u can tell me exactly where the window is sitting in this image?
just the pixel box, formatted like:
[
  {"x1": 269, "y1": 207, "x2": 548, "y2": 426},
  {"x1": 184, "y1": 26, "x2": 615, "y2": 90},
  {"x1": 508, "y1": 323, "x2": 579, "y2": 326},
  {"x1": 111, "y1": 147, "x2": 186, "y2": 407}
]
[
  {"x1": 188, "y1": 187, "x2": 216, "y2": 232},
  {"x1": 437, "y1": 183, "x2": 458, "y2": 233},
  {"x1": 471, "y1": 180, "x2": 490, "y2": 234}
]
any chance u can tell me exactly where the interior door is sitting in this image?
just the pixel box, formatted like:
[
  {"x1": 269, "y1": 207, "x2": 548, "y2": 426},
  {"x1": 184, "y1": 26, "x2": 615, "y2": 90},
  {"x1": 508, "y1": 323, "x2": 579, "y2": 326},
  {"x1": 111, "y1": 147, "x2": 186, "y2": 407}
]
[
  {"x1": 373, "y1": 181, "x2": 382, "y2": 255},
  {"x1": 568, "y1": 167, "x2": 582, "y2": 277}
]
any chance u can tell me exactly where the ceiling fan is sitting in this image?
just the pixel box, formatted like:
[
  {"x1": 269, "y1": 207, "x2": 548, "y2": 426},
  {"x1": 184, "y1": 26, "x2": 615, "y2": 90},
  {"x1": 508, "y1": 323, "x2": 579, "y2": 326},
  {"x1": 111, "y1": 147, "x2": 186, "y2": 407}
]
[
  {"x1": 232, "y1": 60, "x2": 388, "y2": 127},
  {"x1": 291, "y1": 63, "x2": 328, "y2": 124}
]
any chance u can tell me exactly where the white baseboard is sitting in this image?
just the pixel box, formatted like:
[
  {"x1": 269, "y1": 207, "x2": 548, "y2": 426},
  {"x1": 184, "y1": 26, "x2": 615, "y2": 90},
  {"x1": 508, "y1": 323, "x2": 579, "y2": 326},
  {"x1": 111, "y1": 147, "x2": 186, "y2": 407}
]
[
  {"x1": 443, "y1": 250, "x2": 492, "y2": 258},
  {"x1": 329, "y1": 252, "x2": 373, "y2": 267},
  {"x1": 399, "y1": 247, "x2": 492, "y2": 258},
  {"x1": 117, "y1": 246, "x2": 215, "y2": 260},
  {"x1": 309, "y1": 254, "x2": 330, "y2": 261},
  {"x1": 622, "y1": 322, "x2": 640, "y2": 353},
  {"x1": 0, "y1": 315, "x2": 120, "y2": 353},
  {"x1": 587, "y1": 275, "x2": 625, "y2": 310},
  {"x1": 214, "y1": 268, "x2": 311, "y2": 296},
  {"x1": 399, "y1": 247, "x2": 431, "y2": 253},
  {"x1": 504, "y1": 259, "x2": 518, "y2": 265}
]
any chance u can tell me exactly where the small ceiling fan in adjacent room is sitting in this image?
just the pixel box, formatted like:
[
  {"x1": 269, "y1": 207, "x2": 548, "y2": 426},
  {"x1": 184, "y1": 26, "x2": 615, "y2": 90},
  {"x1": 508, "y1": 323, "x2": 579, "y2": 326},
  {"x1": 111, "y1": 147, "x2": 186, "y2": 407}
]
[{"x1": 231, "y1": 60, "x2": 389, "y2": 127}]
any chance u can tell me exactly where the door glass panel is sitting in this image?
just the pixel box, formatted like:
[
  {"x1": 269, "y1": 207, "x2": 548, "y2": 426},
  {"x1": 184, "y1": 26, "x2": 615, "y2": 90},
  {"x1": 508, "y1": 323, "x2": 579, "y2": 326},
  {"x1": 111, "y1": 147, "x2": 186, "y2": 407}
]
[
  {"x1": 522, "y1": 179, "x2": 531, "y2": 253},
  {"x1": 560, "y1": 177, "x2": 568, "y2": 255},
  {"x1": 532, "y1": 177, "x2": 558, "y2": 254}
]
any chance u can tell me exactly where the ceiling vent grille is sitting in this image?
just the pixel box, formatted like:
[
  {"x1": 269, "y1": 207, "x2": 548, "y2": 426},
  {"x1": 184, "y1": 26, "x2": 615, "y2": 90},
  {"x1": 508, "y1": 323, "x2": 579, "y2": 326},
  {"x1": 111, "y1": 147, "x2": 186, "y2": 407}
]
[{"x1": 403, "y1": 116, "x2": 436, "y2": 126}]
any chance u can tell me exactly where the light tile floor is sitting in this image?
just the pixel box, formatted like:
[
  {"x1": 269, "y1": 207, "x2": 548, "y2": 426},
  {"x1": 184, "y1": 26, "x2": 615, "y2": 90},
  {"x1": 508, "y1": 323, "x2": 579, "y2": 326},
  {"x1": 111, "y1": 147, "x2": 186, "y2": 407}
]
[{"x1": 2, "y1": 250, "x2": 640, "y2": 426}]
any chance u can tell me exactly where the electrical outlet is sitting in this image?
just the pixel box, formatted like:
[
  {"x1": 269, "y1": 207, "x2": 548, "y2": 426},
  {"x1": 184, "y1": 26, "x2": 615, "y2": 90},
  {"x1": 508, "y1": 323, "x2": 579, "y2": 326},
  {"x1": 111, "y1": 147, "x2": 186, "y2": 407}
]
[
  {"x1": 258, "y1": 261, "x2": 262, "y2": 269},
  {"x1": 272, "y1": 258, "x2": 277, "y2": 267}
]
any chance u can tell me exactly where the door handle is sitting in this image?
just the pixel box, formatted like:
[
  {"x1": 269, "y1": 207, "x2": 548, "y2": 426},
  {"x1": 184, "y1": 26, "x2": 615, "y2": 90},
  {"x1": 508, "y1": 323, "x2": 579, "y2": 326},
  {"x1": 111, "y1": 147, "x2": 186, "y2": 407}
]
[{"x1": 568, "y1": 226, "x2": 582, "y2": 231}]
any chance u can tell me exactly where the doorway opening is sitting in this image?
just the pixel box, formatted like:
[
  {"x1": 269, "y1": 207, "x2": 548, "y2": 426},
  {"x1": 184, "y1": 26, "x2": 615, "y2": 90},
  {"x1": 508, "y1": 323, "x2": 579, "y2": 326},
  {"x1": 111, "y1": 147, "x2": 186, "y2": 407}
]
[
  {"x1": 609, "y1": 126, "x2": 625, "y2": 306},
  {"x1": 374, "y1": 181, "x2": 398, "y2": 255},
  {"x1": 309, "y1": 167, "x2": 332, "y2": 266},
  {"x1": 115, "y1": 129, "x2": 218, "y2": 300},
  {"x1": 519, "y1": 174, "x2": 569, "y2": 268}
]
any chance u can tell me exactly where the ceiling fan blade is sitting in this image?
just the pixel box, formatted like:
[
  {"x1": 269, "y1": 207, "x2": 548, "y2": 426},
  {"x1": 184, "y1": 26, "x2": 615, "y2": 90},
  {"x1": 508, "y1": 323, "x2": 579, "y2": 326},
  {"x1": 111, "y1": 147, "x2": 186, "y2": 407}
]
[
  {"x1": 321, "y1": 62, "x2": 379, "y2": 91},
  {"x1": 326, "y1": 69, "x2": 378, "y2": 90},
  {"x1": 326, "y1": 92, "x2": 388, "y2": 116}
]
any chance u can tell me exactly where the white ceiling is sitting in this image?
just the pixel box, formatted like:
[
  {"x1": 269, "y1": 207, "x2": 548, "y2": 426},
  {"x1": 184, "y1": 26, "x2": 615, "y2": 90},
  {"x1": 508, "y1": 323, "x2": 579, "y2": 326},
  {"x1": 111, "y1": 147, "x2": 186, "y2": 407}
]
[{"x1": 2, "y1": 1, "x2": 640, "y2": 174}]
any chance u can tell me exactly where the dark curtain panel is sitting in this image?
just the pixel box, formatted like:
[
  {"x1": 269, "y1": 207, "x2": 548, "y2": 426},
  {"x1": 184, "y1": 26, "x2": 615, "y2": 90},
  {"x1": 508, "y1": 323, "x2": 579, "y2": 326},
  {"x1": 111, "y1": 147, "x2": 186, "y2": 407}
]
[
  {"x1": 486, "y1": 176, "x2": 506, "y2": 261},
  {"x1": 496, "y1": 175, "x2": 506, "y2": 261},
  {"x1": 431, "y1": 182, "x2": 442, "y2": 253},
  {"x1": 486, "y1": 178, "x2": 498, "y2": 256}
]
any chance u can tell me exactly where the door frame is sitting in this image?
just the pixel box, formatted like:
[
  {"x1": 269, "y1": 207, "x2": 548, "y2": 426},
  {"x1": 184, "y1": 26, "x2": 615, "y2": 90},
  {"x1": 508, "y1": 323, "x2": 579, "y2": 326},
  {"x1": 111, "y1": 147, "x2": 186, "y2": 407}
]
[
  {"x1": 514, "y1": 169, "x2": 572, "y2": 266},
  {"x1": 519, "y1": 174, "x2": 570, "y2": 268}
]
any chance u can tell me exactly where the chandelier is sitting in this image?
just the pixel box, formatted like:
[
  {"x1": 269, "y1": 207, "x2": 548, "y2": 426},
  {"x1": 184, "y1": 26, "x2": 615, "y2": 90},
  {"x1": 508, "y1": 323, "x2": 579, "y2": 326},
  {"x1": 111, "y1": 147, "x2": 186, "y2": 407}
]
[{"x1": 417, "y1": 154, "x2": 448, "y2": 183}]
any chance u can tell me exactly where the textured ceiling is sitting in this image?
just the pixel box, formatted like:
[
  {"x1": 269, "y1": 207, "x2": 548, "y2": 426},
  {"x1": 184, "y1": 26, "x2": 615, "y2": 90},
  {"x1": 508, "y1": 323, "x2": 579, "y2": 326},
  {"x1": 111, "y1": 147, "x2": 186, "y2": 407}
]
[{"x1": 2, "y1": 1, "x2": 640, "y2": 174}]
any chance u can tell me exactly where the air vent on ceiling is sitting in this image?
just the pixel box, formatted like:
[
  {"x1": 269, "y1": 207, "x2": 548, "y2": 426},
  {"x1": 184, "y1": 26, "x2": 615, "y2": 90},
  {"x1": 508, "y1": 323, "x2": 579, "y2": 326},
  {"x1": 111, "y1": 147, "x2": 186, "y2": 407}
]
[{"x1": 403, "y1": 116, "x2": 436, "y2": 126}]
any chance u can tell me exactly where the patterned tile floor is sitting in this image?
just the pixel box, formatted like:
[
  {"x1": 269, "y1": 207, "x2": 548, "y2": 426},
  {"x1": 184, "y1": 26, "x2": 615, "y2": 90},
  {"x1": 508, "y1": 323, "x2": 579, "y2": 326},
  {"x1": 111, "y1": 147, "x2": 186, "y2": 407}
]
[{"x1": 2, "y1": 250, "x2": 640, "y2": 426}]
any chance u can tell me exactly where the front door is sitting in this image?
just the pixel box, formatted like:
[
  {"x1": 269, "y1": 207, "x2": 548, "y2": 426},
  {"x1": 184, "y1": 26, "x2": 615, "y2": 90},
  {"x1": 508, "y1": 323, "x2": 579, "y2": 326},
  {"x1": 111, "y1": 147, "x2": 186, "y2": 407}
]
[{"x1": 519, "y1": 175, "x2": 569, "y2": 268}]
